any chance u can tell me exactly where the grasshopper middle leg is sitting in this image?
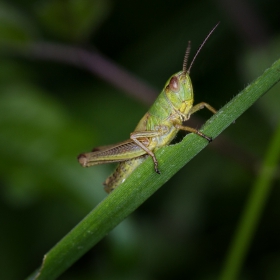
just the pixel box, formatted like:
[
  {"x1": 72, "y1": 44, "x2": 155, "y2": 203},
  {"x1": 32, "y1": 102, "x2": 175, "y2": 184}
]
[{"x1": 130, "y1": 127, "x2": 168, "y2": 174}]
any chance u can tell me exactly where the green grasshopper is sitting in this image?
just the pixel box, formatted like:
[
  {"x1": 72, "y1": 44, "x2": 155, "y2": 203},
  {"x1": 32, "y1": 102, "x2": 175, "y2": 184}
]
[{"x1": 78, "y1": 23, "x2": 219, "y2": 193}]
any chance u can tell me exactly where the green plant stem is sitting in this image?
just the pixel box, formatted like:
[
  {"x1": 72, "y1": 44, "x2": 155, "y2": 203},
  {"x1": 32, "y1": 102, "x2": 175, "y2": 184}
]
[
  {"x1": 27, "y1": 58, "x2": 280, "y2": 280},
  {"x1": 220, "y1": 122, "x2": 280, "y2": 280}
]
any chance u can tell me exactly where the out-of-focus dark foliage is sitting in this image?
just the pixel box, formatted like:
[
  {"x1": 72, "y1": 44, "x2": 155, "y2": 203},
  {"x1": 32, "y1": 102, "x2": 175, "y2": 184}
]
[{"x1": 0, "y1": 0, "x2": 280, "y2": 279}]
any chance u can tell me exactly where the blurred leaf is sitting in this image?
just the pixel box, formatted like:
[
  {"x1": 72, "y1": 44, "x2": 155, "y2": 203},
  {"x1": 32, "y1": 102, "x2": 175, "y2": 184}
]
[
  {"x1": 241, "y1": 36, "x2": 280, "y2": 126},
  {"x1": 220, "y1": 121, "x2": 280, "y2": 280},
  {"x1": 0, "y1": 80, "x2": 106, "y2": 207},
  {"x1": 36, "y1": 0, "x2": 111, "y2": 41},
  {"x1": 0, "y1": 2, "x2": 36, "y2": 44}
]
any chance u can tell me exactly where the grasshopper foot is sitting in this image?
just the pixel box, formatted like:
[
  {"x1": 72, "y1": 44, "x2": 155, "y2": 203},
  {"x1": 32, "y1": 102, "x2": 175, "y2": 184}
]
[
  {"x1": 154, "y1": 162, "x2": 161, "y2": 174},
  {"x1": 196, "y1": 130, "x2": 212, "y2": 143},
  {"x1": 153, "y1": 161, "x2": 160, "y2": 174}
]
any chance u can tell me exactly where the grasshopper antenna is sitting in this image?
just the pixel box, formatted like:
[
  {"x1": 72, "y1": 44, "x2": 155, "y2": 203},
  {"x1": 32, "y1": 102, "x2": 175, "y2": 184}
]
[
  {"x1": 182, "y1": 41, "x2": 191, "y2": 76},
  {"x1": 187, "y1": 22, "x2": 220, "y2": 74}
]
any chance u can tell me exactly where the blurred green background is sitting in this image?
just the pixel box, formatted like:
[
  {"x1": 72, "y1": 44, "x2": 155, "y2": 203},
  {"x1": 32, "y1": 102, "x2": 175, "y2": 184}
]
[{"x1": 1, "y1": 0, "x2": 280, "y2": 279}]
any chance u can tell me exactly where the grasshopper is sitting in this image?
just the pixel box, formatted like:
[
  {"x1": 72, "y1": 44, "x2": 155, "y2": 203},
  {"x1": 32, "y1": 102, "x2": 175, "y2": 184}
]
[{"x1": 78, "y1": 23, "x2": 219, "y2": 193}]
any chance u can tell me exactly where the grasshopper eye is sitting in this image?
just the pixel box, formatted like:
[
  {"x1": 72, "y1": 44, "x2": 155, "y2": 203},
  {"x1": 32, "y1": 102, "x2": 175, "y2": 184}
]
[{"x1": 169, "y1": 76, "x2": 180, "y2": 92}]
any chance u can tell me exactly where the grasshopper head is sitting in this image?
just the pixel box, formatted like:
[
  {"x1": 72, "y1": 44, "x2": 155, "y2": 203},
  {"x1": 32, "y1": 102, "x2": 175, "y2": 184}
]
[
  {"x1": 164, "y1": 71, "x2": 194, "y2": 117},
  {"x1": 164, "y1": 40, "x2": 194, "y2": 116},
  {"x1": 164, "y1": 22, "x2": 219, "y2": 118},
  {"x1": 163, "y1": 40, "x2": 194, "y2": 117}
]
